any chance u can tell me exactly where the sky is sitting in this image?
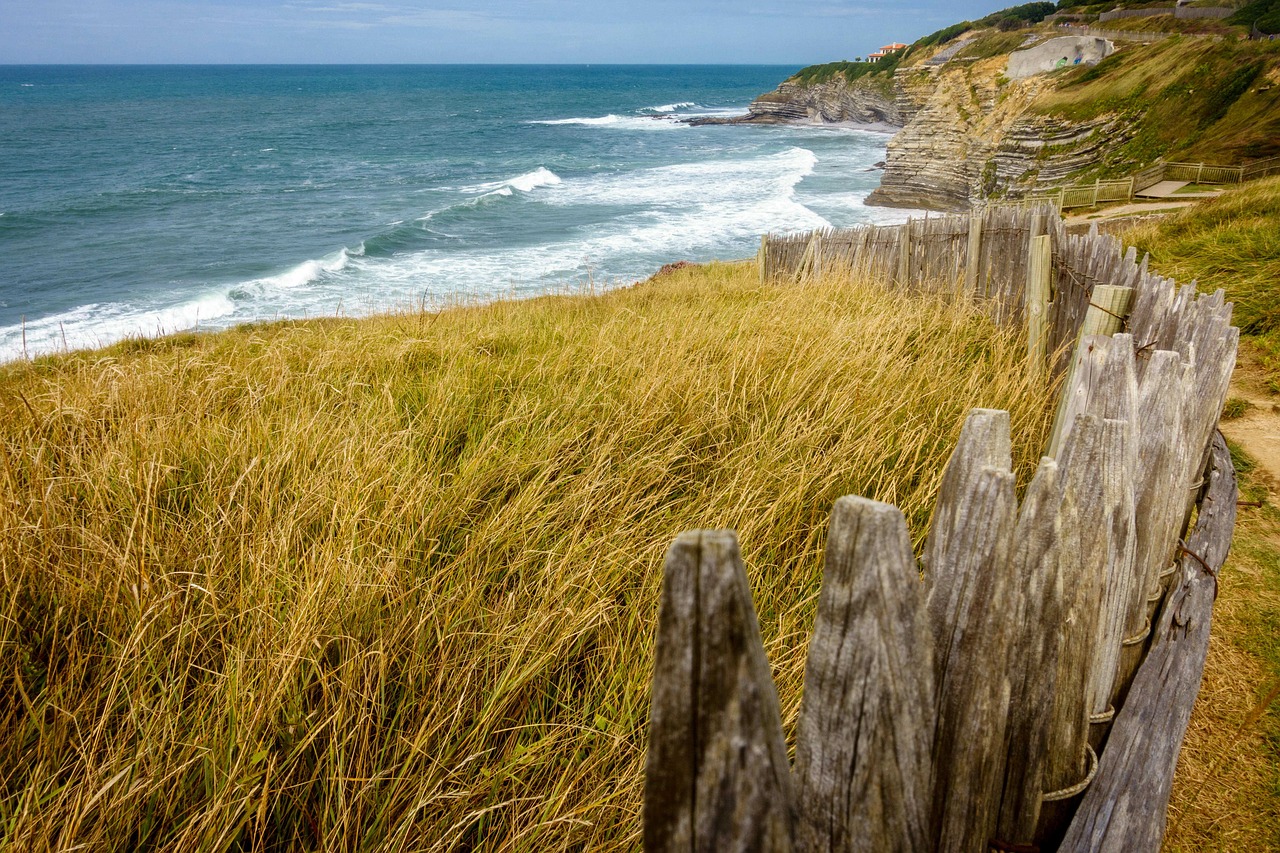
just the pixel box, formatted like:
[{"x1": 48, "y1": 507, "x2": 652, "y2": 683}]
[{"x1": 0, "y1": 0, "x2": 1027, "y2": 64}]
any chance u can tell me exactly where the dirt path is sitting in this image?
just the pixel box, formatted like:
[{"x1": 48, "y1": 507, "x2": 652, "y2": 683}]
[{"x1": 1220, "y1": 344, "x2": 1280, "y2": 497}]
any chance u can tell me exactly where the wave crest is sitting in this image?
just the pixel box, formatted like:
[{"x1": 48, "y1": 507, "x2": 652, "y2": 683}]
[{"x1": 641, "y1": 102, "x2": 696, "y2": 114}]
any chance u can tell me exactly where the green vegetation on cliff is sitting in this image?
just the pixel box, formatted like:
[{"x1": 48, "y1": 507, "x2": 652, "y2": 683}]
[
  {"x1": 1231, "y1": 0, "x2": 1280, "y2": 35},
  {"x1": 1035, "y1": 36, "x2": 1280, "y2": 170},
  {"x1": 788, "y1": 2, "x2": 1057, "y2": 87}
]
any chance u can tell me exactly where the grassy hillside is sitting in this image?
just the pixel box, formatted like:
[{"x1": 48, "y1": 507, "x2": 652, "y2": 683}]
[
  {"x1": 1034, "y1": 35, "x2": 1280, "y2": 169},
  {"x1": 1120, "y1": 177, "x2": 1280, "y2": 848},
  {"x1": 1124, "y1": 175, "x2": 1280, "y2": 339},
  {"x1": 0, "y1": 264, "x2": 1054, "y2": 849}
]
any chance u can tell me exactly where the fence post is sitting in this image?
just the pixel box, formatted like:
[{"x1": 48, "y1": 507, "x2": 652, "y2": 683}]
[
  {"x1": 1059, "y1": 433, "x2": 1237, "y2": 851},
  {"x1": 965, "y1": 212, "x2": 983, "y2": 298},
  {"x1": 897, "y1": 219, "x2": 913, "y2": 287},
  {"x1": 794, "y1": 497, "x2": 935, "y2": 851},
  {"x1": 925, "y1": 409, "x2": 1018, "y2": 852},
  {"x1": 1127, "y1": 176, "x2": 1135, "y2": 201},
  {"x1": 758, "y1": 235, "x2": 768, "y2": 284},
  {"x1": 1047, "y1": 285, "x2": 1136, "y2": 458},
  {"x1": 1092, "y1": 180, "x2": 1100, "y2": 207},
  {"x1": 1195, "y1": 162, "x2": 1204, "y2": 184},
  {"x1": 644, "y1": 530, "x2": 796, "y2": 851},
  {"x1": 1026, "y1": 235, "x2": 1052, "y2": 378}
]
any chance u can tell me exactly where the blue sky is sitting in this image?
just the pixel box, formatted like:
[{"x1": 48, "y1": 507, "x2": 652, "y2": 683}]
[{"x1": 1, "y1": 1, "x2": 1022, "y2": 64}]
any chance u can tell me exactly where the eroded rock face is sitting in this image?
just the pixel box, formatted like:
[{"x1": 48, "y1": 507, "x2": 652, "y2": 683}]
[
  {"x1": 992, "y1": 115, "x2": 1131, "y2": 190},
  {"x1": 866, "y1": 57, "x2": 1125, "y2": 211},
  {"x1": 696, "y1": 50, "x2": 1135, "y2": 211},
  {"x1": 688, "y1": 76, "x2": 901, "y2": 126}
]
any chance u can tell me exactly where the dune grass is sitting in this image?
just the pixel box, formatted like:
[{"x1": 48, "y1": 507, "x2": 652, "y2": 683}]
[
  {"x1": 0, "y1": 263, "x2": 1054, "y2": 850},
  {"x1": 1116, "y1": 179, "x2": 1280, "y2": 849},
  {"x1": 1123, "y1": 174, "x2": 1280, "y2": 375}
]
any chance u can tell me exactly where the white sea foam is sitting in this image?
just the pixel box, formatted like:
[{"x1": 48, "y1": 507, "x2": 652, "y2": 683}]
[
  {"x1": 0, "y1": 291, "x2": 238, "y2": 362},
  {"x1": 467, "y1": 167, "x2": 563, "y2": 197},
  {"x1": 300, "y1": 144, "x2": 832, "y2": 309},
  {"x1": 642, "y1": 102, "x2": 697, "y2": 113},
  {"x1": 530, "y1": 114, "x2": 683, "y2": 131},
  {"x1": 1, "y1": 116, "x2": 914, "y2": 364}
]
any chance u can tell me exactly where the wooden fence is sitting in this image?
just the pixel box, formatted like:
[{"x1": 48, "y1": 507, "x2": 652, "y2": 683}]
[
  {"x1": 1099, "y1": 5, "x2": 1233, "y2": 21},
  {"x1": 1055, "y1": 23, "x2": 1173, "y2": 42},
  {"x1": 1030, "y1": 155, "x2": 1280, "y2": 210},
  {"x1": 646, "y1": 206, "x2": 1239, "y2": 851},
  {"x1": 1035, "y1": 178, "x2": 1137, "y2": 211}
]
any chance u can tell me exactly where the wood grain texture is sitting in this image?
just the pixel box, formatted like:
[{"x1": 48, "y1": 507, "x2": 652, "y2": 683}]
[
  {"x1": 924, "y1": 409, "x2": 1018, "y2": 852},
  {"x1": 793, "y1": 497, "x2": 935, "y2": 853},
  {"x1": 1041, "y1": 415, "x2": 1105, "y2": 806},
  {"x1": 1060, "y1": 432, "x2": 1237, "y2": 852},
  {"x1": 995, "y1": 457, "x2": 1065, "y2": 845},
  {"x1": 644, "y1": 530, "x2": 795, "y2": 853},
  {"x1": 1026, "y1": 235, "x2": 1052, "y2": 378},
  {"x1": 1116, "y1": 349, "x2": 1187, "y2": 696}
]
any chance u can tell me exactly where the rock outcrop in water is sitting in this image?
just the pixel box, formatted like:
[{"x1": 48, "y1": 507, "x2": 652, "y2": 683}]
[
  {"x1": 706, "y1": 38, "x2": 1131, "y2": 211},
  {"x1": 687, "y1": 75, "x2": 902, "y2": 127}
]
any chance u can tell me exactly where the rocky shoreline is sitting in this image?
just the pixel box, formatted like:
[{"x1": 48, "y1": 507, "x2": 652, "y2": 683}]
[
  {"x1": 703, "y1": 36, "x2": 1129, "y2": 212},
  {"x1": 683, "y1": 76, "x2": 903, "y2": 127}
]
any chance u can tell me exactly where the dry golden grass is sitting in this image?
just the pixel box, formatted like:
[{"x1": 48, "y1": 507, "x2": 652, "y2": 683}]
[
  {"x1": 0, "y1": 262, "x2": 1053, "y2": 850},
  {"x1": 1165, "y1": 504, "x2": 1280, "y2": 851},
  {"x1": 1118, "y1": 182, "x2": 1280, "y2": 849}
]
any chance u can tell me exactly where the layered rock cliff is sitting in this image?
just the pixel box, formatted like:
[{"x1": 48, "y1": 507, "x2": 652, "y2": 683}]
[
  {"x1": 689, "y1": 75, "x2": 902, "y2": 126},
  {"x1": 866, "y1": 57, "x2": 1126, "y2": 210}
]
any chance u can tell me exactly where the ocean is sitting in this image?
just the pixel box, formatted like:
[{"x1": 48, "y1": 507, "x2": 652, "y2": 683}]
[{"x1": 0, "y1": 65, "x2": 916, "y2": 361}]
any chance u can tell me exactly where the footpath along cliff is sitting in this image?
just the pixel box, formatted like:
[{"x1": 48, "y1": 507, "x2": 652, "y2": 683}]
[{"x1": 721, "y1": 24, "x2": 1280, "y2": 211}]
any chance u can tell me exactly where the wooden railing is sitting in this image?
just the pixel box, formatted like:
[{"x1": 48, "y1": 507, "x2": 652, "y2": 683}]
[
  {"x1": 1056, "y1": 24, "x2": 1174, "y2": 42},
  {"x1": 1028, "y1": 155, "x2": 1280, "y2": 209},
  {"x1": 647, "y1": 207, "x2": 1239, "y2": 851},
  {"x1": 1098, "y1": 5, "x2": 1233, "y2": 21}
]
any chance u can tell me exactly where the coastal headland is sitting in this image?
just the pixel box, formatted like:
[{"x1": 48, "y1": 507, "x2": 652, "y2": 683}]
[{"x1": 692, "y1": 13, "x2": 1280, "y2": 211}]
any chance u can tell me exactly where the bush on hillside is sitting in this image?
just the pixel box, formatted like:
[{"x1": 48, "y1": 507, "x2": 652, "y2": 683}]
[
  {"x1": 916, "y1": 22, "x2": 974, "y2": 48},
  {"x1": 1230, "y1": 0, "x2": 1280, "y2": 34},
  {"x1": 978, "y1": 2, "x2": 1058, "y2": 28}
]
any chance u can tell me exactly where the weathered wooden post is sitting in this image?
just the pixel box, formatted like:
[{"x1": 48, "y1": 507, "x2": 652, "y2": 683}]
[
  {"x1": 794, "y1": 497, "x2": 935, "y2": 852},
  {"x1": 644, "y1": 530, "x2": 795, "y2": 852},
  {"x1": 1038, "y1": 414, "x2": 1107, "y2": 845},
  {"x1": 995, "y1": 457, "x2": 1067, "y2": 847},
  {"x1": 1047, "y1": 286, "x2": 1135, "y2": 458},
  {"x1": 1026, "y1": 234, "x2": 1052, "y2": 377},
  {"x1": 964, "y1": 210, "x2": 983, "y2": 300},
  {"x1": 1060, "y1": 432, "x2": 1237, "y2": 852},
  {"x1": 896, "y1": 218, "x2": 913, "y2": 288},
  {"x1": 758, "y1": 234, "x2": 769, "y2": 284},
  {"x1": 924, "y1": 409, "x2": 1018, "y2": 852}
]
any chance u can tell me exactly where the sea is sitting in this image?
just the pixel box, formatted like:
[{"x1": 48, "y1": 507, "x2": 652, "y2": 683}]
[{"x1": 0, "y1": 65, "x2": 917, "y2": 361}]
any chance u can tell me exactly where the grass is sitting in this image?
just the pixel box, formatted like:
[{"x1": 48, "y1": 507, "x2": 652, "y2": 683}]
[
  {"x1": 1114, "y1": 178, "x2": 1280, "y2": 849},
  {"x1": 787, "y1": 57, "x2": 899, "y2": 88},
  {"x1": 1172, "y1": 182, "x2": 1223, "y2": 194},
  {"x1": 1121, "y1": 174, "x2": 1280, "y2": 336},
  {"x1": 0, "y1": 262, "x2": 1055, "y2": 850},
  {"x1": 1034, "y1": 37, "x2": 1280, "y2": 169}
]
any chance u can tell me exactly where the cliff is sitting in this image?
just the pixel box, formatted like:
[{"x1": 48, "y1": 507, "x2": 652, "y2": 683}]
[
  {"x1": 688, "y1": 74, "x2": 902, "y2": 127},
  {"x1": 866, "y1": 58, "x2": 1121, "y2": 211},
  {"x1": 717, "y1": 25, "x2": 1280, "y2": 210}
]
